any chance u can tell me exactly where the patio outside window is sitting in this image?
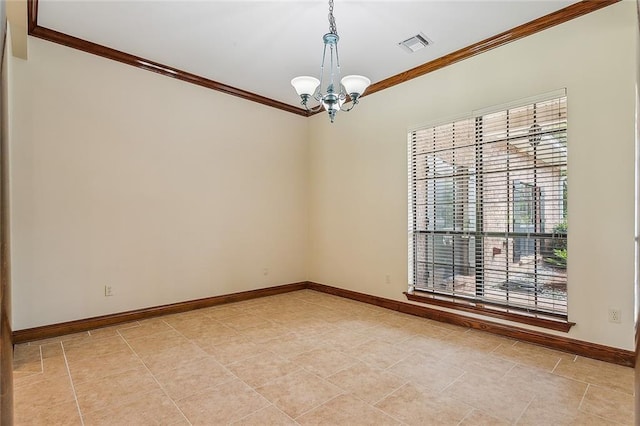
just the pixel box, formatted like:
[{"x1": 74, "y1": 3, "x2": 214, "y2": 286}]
[{"x1": 409, "y1": 92, "x2": 568, "y2": 319}]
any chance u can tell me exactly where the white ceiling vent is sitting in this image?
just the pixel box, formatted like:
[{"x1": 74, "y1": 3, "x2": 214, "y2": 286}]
[{"x1": 398, "y1": 33, "x2": 432, "y2": 53}]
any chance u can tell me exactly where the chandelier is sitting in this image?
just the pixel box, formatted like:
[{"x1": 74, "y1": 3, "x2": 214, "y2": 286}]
[{"x1": 291, "y1": 0, "x2": 371, "y2": 123}]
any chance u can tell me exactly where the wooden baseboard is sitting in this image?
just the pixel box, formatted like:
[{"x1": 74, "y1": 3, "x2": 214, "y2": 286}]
[
  {"x1": 0, "y1": 306, "x2": 12, "y2": 426},
  {"x1": 307, "y1": 282, "x2": 636, "y2": 368},
  {"x1": 12, "y1": 282, "x2": 307, "y2": 344},
  {"x1": 635, "y1": 307, "x2": 640, "y2": 416},
  {"x1": 12, "y1": 280, "x2": 635, "y2": 368}
]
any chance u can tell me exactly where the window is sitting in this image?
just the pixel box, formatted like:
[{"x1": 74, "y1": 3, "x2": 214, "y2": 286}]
[{"x1": 409, "y1": 92, "x2": 568, "y2": 321}]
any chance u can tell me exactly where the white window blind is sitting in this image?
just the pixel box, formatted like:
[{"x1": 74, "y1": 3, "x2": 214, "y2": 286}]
[{"x1": 409, "y1": 93, "x2": 568, "y2": 318}]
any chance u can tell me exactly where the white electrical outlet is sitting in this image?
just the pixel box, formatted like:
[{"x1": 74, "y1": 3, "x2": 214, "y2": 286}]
[
  {"x1": 608, "y1": 308, "x2": 621, "y2": 323},
  {"x1": 104, "y1": 285, "x2": 114, "y2": 297},
  {"x1": 263, "y1": 268, "x2": 269, "y2": 276},
  {"x1": 385, "y1": 274, "x2": 391, "y2": 285}
]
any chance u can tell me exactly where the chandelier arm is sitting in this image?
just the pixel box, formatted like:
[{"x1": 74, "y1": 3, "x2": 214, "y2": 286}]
[
  {"x1": 339, "y1": 100, "x2": 358, "y2": 112},
  {"x1": 299, "y1": 95, "x2": 325, "y2": 112},
  {"x1": 308, "y1": 104, "x2": 324, "y2": 113}
]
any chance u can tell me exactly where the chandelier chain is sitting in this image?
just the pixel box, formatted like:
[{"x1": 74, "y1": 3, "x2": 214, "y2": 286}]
[{"x1": 328, "y1": 0, "x2": 338, "y2": 35}]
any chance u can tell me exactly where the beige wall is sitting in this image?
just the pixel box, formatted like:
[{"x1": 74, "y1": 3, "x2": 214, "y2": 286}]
[
  {"x1": 636, "y1": 0, "x2": 640, "y2": 335},
  {"x1": 8, "y1": 2, "x2": 638, "y2": 351},
  {"x1": 4, "y1": 25, "x2": 15, "y2": 328},
  {"x1": 10, "y1": 38, "x2": 309, "y2": 330},
  {"x1": 309, "y1": 2, "x2": 637, "y2": 350}
]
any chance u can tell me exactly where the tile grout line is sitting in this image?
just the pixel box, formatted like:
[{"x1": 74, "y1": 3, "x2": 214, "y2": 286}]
[
  {"x1": 439, "y1": 370, "x2": 466, "y2": 394},
  {"x1": 230, "y1": 404, "x2": 299, "y2": 425},
  {"x1": 320, "y1": 357, "x2": 359, "y2": 379},
  {"x1": 577, "y1": 383, "x2": 590, "y2": 411},
  {"x1": 513, "y1": 396, "x2": 535, "y2": 425},
  {"x1": 290, "y1": 392, "x2": 347, "y2": 421},
  {"x1": 436, "y1": 373, "x2": 484, "y2": 424},
  {"x1": 38, "y1": 344, "x2": 44, "y2": 374},
  {"x1": 383, "y1": 349, "x2": 420, "y2": 371},
  {"x1": 455, "y1": 407, "x2": 476, "y2": 426},
  {"x1": 489, "y1": 342, "x2": 504, "y2": 356},
  {"x1": 60, "y1": 343, "x2": 86, "y2": 426},
  {"x1": 576, "y1": 384, "x2": 632, "y2": 425},
  {"x1": 550, "y1": 371, "x2": 605, "y2": 391},
  {"x1": 369, "y1": 382, "x2": 413, "y2": 425},
  {"x1": 369, "y1": 378, "x2": 411, "y2": 407},
  {"x1": 117, "y1": 328, "x2": 194, "y2": 426},
  {"x1": 588, "y1": 411, "x2": 629, "y2": 426},
  {"x1": 350, "y1": 390, "x2": 411, "y2": 426},
  {"x1": 504, "y1": 361, "x2": 518, "y2": 376}
]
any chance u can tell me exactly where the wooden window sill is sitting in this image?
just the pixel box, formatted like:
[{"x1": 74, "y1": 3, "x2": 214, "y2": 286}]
[{"x1": 404, "y1": 291, "x2": 575, "y2": 332}]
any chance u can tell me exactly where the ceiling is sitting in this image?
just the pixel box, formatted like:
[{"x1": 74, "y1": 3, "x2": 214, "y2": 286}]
[{"x1": 34, "y1": 0, "x2": 582, "y2": 110}]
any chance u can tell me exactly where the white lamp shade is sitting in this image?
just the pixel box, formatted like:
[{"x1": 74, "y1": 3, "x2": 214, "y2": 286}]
[
  {"x1": 291, "y1": 76, "x2": 320, "y2": 96},
  {"x1": 341, "y1": 75, "x2": 371, "y2": 96}
]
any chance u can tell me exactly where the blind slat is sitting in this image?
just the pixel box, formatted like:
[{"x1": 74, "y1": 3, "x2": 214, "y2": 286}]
[{"x1": 409, "y1": 95, "x2": 568, "y2": 317}]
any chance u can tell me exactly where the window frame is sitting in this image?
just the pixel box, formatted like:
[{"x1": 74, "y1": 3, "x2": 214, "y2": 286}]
[{"x1": 407, "y1": 90, "x2": 572, "y2": 331}]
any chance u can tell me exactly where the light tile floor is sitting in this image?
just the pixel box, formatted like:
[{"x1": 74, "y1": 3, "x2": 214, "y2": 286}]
[{"x1": 12, "y1": 290, "x2": 635, "y2": 425}]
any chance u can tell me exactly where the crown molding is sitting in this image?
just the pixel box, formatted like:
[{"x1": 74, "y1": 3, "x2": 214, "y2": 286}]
[
  {"x1": 364, "y1": 0, "x2": 620, "y2": 98},
  {"x1": 26, "y1": 0, "x2": 309, "y2": 117},
  {"x1": 26, "y1": 0, "x2": 620, "y2": 116}
]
